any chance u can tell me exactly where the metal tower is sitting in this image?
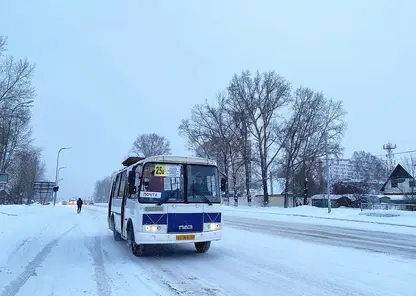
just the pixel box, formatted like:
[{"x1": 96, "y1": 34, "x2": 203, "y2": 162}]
[{"x1": 383, "y1": 142, "x2": 397, "y2": 172}]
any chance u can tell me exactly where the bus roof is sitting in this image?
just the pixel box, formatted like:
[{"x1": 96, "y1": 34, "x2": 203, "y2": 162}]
[
  {"x1": 119, "y1": 155, "x2": 217, "y2": 170},
  {"x1": 142, "y1": 155, "x2": 217, "y2": 166},
  {"x1": 112, "y1": 155, "x2": 218, "y2": 177}
]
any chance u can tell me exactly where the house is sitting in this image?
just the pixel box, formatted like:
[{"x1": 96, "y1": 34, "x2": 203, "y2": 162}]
[
  {"x1": 252, "y1": 178, "x2": 295, "y2": 206},
  {"x1": 380, "y1": 164, "x2": 415, "y2": 196}
]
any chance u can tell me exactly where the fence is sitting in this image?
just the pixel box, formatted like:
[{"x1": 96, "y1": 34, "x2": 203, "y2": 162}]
[{"x1": 361, "y1": 202, "x2": 416, "y2": 212}]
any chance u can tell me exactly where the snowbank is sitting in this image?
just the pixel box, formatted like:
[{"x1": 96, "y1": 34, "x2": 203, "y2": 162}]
[{"x1": 222, "y1": 205, "x2": 416, "y2": 234}]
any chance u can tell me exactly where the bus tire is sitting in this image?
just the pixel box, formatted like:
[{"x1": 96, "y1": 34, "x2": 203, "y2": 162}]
[
  {"x1": 112, "y1": 216, "x2": 121, "y2": 241},
  {"x1": 128, "y1": 226, "x2": 145, "y2": 257},
  {"x1": 194, "y1": 241, "x2": 211, "y2": 253}
]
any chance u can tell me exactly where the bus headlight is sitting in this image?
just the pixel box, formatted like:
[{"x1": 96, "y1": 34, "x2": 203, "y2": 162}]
[
  {"x1": 143, "y1": 225, "x2": 162, "y2": 232},
  {"x1": 205, "y1": 223, "x2": 221, "y2": 231}
]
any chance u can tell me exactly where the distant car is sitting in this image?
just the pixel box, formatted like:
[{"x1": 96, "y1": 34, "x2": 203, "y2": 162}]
[
  {"x1": 68, "y1": 200, "x2": 76, "y2": 205},
  {"x1": 61, "y1": 201, "x2": 67, "y2": 205}
]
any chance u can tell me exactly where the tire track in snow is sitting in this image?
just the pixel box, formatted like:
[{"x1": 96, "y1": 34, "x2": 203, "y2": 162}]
[
  {"x1": 99, "y1": 235, "x2": 166, "y2": 296},
  {"x1": 85, "y1": 236, "x2": 112, "y2": 296},
  {"x1": 0, "y1": 225, "x2": 78, "y2": 296},
  {"x1": 218, "y1": 247, "x2": 369, "y2": 296},
  {"x1": 0, "y1": 226, "x2": 50, "y2": 276},
  {"x1": 0, "y1": 212, "x2": 18, "y2": 217},
  {"x1": 6, "y1": 226, "x2": 49, "y2": 258},
  {"x1": 132, "y1": 247, "x2": 225, "y2": 296},
  {"x1": 225, "y1": 219, "x2": 416, "y2": 259}
]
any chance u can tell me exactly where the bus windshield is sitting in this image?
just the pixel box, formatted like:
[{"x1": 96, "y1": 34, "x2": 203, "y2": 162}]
[
  {"x1": 138, "y1": 163, "x2": 220, "y2": 204},
  {"x1": 187, "y1": 164, "x2": 220, "y2": 203}
]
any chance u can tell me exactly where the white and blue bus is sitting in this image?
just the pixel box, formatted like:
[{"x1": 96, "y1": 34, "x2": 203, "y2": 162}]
[{"x1": 107, "y1": 155, "x2": 225, "y2": 256}]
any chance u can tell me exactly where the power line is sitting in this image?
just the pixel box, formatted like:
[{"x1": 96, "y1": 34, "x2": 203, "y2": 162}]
[{"x1": 375, "y1": 150, "x2": 416, "y2": 157}]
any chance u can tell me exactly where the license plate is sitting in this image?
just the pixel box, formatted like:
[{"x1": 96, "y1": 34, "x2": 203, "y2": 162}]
[{"x1": 176, "y1": 234, "x2": 195, "y2": 240}]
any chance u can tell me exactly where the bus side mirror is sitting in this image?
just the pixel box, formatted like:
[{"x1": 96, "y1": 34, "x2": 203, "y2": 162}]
[
  {"x1": 220, "y1": 178, "x2": 226, "y2": 192},
  {"x1": 128, "y1": 171, "x2": 136, "y2": 194}
]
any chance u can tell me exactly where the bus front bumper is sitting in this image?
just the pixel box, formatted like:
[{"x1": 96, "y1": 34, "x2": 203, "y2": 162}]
[{"x1": 134, "y1": 230, "x2": 222, "y2": 244}]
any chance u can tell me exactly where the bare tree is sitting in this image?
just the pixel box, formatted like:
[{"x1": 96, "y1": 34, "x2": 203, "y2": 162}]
[
  {"x1": 0, "y1": 36, "x2": 36, "y2": 172},
  {"x1": 400, "y1": 155, "x2": 416, "y2": 178},
  {"x1": 179, "y1": 93, "x2": 242, "y2": 203},
  {"x1": 0, "y1": 36, "x2": 6, "y2": 57},
  {"x1": 227, "y1": 105, "x2": 253, "y2": 204},
  {"x1": 93, "y1": 175, "x2": 113, "y2": 203},
  {"x1": 350, "y1": 151, "x2": 388, "y2": 182},
  {"x1": 281, "y1": 87, "x2": 346, "y2": 207},
  {"x1": 0, "y1": 36, "x2": 35, "y2": 104},
  {"x1": 0, "y1": 36, "x2": 43, "y2": 204},
  {"x1": 130, "y1": 133, "x2": 171, "y2": 157},
  {"x1": 9, "y1": 146, "x2": 45, "y2": 203},
  {"x1": 400, "y1": 155, "x2": 416, "y2": 200},
  {"x1": 227, "y1": 70, "x2": 292, "y2": 205}
]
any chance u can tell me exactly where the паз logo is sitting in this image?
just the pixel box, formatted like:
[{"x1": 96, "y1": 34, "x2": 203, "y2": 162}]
[{"x1": 178, "y1": 225, "x2": 193, "y2": 230}]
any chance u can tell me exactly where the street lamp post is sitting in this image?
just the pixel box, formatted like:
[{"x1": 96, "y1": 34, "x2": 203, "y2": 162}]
[
  {"x1": 325, "y1": 132, "x2": 331, "y2": 213},
  {"x1": 53, "y1": 147, "x2": 71, "y2": 206},
  {"x1": 58, "y1": 166, "x2": 67, "y2": 180}
]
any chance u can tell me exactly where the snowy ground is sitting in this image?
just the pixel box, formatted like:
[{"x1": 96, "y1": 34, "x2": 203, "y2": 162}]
[
  {"x1": 0, "y1": 204, "x2": 415, "y2": 296},
  {"x1": 221, "y1": 204, "x2": 416, "y2": 235}
]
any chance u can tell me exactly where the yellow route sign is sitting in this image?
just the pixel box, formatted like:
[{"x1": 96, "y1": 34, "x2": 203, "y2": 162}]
[{"x1": 154, "y1": 164, "x2": 166, "y2": 176}]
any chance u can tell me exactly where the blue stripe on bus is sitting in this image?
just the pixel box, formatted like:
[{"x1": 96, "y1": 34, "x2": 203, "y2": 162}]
[
  {"x1": 167, "y1": 213, "x2": 203, "y2": 233},
  {"x1": 142, "y1": 214, "x2": 167, "y2": 225},
  {"x1": 203, "y1": 212, "x2": 222, "y2": 223},
  {"x1": 142, "y1": 212, "x2": 222, "y2": 230}
]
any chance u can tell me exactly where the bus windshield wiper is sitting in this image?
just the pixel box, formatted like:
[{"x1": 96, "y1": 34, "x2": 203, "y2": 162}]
[
  {"x1": 197, "y1": 192, "x2": 213, "y2": 205},
  {"x1": 157, "y1": 189, "x2": 179, "y2": 206}
]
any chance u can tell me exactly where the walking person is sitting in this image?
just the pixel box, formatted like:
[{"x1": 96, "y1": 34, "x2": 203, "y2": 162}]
[{"x1": 77, "y1": 198, "x2": 83, "y2": 214}]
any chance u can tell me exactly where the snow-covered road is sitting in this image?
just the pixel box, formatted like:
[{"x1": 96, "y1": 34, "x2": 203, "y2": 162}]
[
  {"x1": 1, "y1": 204, "x2": 415, "y2": 296},
  {"x1": 225, "y1": 216, "x2": 416, "y2": 259}
]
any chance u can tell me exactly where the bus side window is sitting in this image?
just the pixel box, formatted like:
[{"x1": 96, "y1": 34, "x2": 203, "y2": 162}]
[
  {"x1": 113, "y1": 173, "x2": 122, "y2": 199},
  {"x1": 110, "y1": 176, "x2": 117, "y2": 201},
  {"x1": 117, "y1": 171, "x2": 127, "y2": 199},
  {"x1": 130, "y1": 165, "x2": 142, "y2": 199}
]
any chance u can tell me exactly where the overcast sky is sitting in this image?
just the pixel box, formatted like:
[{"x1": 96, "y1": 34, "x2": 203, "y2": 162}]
[{"x1": 2, "y1": 0, "x2": 415, "y2": 199}]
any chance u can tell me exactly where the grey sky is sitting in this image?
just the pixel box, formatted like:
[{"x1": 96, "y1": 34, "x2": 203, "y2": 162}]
[{"x1": 2, "y1": 0, "x2": 415, "y2": 198}]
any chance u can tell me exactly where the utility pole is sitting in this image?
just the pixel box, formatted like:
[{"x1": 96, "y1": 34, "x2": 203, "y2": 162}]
[
  {"x1": 325, "y1": 132, "x2": 331, "y2": 213},
  {"x1": 53, "y1": 147, "x2": 72, "y2": 206},
  {"x1": 303, "y1": 158, "x2": 308, "y2": 205}
]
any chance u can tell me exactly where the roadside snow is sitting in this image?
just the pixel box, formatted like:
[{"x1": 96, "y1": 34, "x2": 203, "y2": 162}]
[
  {"x1": 1, "y1": 204, "x2": 415, "y2": 296},
  {"x1": 221, "y1": 205, "x2": 416, "y2": 235}
]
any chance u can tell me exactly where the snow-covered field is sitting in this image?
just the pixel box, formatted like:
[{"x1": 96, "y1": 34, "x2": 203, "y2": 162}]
[{"x1": 1, "y1": 204, "x2": 415, "y2": 296}]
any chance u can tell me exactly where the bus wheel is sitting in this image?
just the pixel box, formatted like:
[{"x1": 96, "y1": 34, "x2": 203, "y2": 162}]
[
  {"x1": 195, "y1": 241, "x2": 211, "y2": 253},
  {"x1": 112, "y1": 216, "x2": 121, "y2": 241},
  {"x1": 128, "y1": 227, "x2": 145, "y2": 257}
]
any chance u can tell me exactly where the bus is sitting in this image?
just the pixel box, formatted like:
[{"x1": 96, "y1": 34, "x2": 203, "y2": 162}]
[{"x1": 107, "y1": 155, "x2": 225, "y2": 256}]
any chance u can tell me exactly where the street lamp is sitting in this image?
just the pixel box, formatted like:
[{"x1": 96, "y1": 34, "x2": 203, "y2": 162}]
[
  {"x1": 58, "y1": 166, "x2": 67, "y2": 180},
  {"x1": 53, "y1": 147, "x2": 72, "y2": 206}
]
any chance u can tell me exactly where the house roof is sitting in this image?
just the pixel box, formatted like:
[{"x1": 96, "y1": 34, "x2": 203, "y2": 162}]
[{"x1": 380, "y1": 164, "x2": 413, "y2": 192}]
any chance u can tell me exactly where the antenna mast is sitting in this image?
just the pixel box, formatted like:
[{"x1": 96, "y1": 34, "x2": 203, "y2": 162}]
[{"x1": 383, "y1": 142, "x2": 397, "y2": 172}]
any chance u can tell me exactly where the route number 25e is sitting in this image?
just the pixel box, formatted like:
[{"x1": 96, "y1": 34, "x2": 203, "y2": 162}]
[{"x1": 154, "y1": 164, "x2": 166, "y2": 176}]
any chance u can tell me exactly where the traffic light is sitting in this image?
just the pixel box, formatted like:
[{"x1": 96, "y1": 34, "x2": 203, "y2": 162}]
[{"x1": 53, "y1": 186, "x2": 59, "y2": 192}]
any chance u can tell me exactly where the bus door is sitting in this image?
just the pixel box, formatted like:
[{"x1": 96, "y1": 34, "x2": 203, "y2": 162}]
[{"x1": 119, "y1": 171, "x2": 128, "y2": 236}]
